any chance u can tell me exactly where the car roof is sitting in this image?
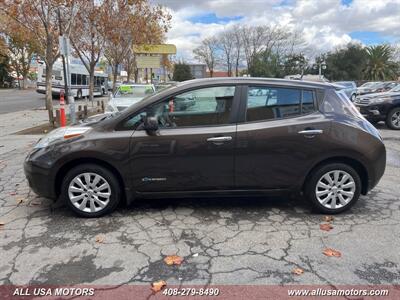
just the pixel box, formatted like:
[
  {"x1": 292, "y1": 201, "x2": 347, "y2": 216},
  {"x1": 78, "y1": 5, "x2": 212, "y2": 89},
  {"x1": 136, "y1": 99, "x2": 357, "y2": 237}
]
[{"x1": 174, "y1": 77, "x2": 338, "y2": 90}]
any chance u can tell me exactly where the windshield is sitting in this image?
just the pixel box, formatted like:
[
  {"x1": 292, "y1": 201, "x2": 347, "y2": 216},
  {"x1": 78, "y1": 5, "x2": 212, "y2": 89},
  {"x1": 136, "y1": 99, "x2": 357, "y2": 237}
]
[
  {"x1": 115, "y1": 85, "x2": 154, "y2": 98},
  {"x1": 336, "y1": 82, "x2": 353, "y2": 88},
  {"x1": 360, "y1": 82, "x2": 378, "y2": 88},
  {"x1": 390, "y1": 84, "x2": 400, "y2": 92}
]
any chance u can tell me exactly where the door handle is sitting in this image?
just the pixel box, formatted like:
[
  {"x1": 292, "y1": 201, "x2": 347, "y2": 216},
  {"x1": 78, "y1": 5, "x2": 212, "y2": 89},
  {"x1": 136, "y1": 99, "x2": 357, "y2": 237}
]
[
  {"x1": 298, "y1": 129, "x2": 323, "y2": 136},
  {"x1": 207, "y1": 136, "x2": 232, "y2": 143}
]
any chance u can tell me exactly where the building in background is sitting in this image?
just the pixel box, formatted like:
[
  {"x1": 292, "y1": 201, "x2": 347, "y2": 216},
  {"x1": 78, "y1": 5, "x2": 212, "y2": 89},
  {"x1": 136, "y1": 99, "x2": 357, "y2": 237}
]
[{"x1": 188, "y1": 64, "x2": 207, "y2": 79}]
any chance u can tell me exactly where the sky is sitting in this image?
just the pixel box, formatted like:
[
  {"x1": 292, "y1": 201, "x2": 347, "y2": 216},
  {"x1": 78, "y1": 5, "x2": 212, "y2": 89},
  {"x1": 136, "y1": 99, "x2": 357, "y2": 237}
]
[{"x1": 151, "y1": 0, "x2": 400, "y2": 62}]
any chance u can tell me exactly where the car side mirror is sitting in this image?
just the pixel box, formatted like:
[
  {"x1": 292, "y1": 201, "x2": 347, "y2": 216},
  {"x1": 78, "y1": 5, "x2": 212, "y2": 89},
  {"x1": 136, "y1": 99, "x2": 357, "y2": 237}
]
[{"x1": 144, "y1": 116, "x2": 159, "y2": 135}]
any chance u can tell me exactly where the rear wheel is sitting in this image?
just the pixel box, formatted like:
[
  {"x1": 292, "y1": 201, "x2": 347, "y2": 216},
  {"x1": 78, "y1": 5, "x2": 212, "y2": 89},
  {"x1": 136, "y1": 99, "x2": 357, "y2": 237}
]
[
  {"x1": 305, "y1": 163, "x2": 361, "y2": 214},
  {"x1": 61, "y1": 164, "x2": 121, "y2": 217},
  {"x1": 385, "y1": 107, "x2": 400, "y2": 130}
]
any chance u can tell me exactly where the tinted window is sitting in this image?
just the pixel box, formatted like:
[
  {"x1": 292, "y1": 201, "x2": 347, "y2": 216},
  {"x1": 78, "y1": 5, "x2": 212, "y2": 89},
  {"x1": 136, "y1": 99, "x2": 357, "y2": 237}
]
[
  {"x1": 77, "y1": 74, "x2": 82, "y2": 85},
  {"x1": 246, "y1": 87, "x2": 301, "y2": 121},
  {"x1": 302, "y1": 90, "x2": 315, "y2": 114},
  {"x1": 120, "y1": 86, "x2": 235, "y2": 130},
  {"x1": 82, "y1": 75, "x2": 87, "y2": 85},
  {"x1": 71, "y1": 73, "x2": 77, "y2": 85}
]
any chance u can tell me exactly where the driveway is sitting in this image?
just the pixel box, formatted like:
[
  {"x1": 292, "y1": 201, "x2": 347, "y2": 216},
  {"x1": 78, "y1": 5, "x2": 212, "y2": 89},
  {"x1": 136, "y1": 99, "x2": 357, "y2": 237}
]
[{"x1": 0, "y1": 123, "x2": 399, "y2": 287}]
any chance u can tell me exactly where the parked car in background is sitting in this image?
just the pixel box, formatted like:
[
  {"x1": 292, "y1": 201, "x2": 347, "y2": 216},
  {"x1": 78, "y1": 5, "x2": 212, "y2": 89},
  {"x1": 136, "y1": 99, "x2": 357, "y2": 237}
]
[
  {"x1": 155, "y1": 81, "x2": 178, "y2": 91},
  {"x1": 24, "y1": 78, "x2": 385, "y2": 217},
  {"x1": 355, "y1": 83, "x2": 400, "y2": 129},
  {"x1": 106, "y1": 84, "x2": 155, "y2": 112},
  {"x1": 356, "y1": 82, "x2": 381, "y2": 96},
  {"x1": 335, "y1": 81, "x2": 357, "y2": 101}
]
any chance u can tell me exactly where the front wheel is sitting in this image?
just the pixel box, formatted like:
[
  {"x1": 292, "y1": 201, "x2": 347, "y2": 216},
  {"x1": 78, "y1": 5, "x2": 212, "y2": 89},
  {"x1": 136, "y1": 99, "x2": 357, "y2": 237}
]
[
  {"x1": 61, "y1": 164, "x2": 121, "y2": 217},
  {"x1": 350, "y1": 93, "x2": 356, "y2": 102},
  {"x1": 305, "y1": 163, "x2": 361, "y2": 214},
  {"x1": 385, "y1": 107, "x2": 400, "y2": 130}
]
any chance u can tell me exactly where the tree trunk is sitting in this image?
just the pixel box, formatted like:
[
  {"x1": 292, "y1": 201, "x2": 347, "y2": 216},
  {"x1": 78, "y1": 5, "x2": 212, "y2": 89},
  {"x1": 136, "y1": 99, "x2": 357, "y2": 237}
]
[
  {"x1": 112, "y1": 64, "x2": 118, "y2": 93},
  {"x1": 45, "y1": 64, "x2": 54, "y2": 125},
  {"x1": 89, "y1": 65, "x2": 95, "y2": 103}
]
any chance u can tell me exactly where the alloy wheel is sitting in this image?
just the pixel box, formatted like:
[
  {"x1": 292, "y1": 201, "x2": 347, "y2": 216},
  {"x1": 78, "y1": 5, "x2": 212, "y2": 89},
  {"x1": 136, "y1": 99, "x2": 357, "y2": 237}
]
[
  {"x1": 315, "y1": 170, "x2": 356, "y2": 210},
  {"x1": 68, "y1": 172, "x2": 111, "y2": 213},
  {"x1": 391, "y1": 111, "x2": 400, "y2": 128}
]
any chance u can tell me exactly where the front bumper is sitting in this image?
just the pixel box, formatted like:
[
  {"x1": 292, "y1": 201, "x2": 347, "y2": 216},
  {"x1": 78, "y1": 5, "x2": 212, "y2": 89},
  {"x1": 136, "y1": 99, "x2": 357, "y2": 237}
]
[
  {"x1": 357, "y1": 105, "x2": 386, "y2": 121},
  {"x1": 24, "y1": 154, "x2": 56, "y2": 199}
]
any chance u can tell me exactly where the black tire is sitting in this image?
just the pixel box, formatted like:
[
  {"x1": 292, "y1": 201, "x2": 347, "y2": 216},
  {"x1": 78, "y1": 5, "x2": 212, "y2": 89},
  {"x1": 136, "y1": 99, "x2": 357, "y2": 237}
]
[
  {"x1": 350, "y1": 93, "x2": 356, "y2": 102},
  {"x1": 61, "y1": 164, "x2": 121, "y2": 217},
  {"x1": 305, "y1": 163, "x2": 361, "y2": 214},
  {"x1": 385, "y1": 107, "x2": 400, "y2": 130}
]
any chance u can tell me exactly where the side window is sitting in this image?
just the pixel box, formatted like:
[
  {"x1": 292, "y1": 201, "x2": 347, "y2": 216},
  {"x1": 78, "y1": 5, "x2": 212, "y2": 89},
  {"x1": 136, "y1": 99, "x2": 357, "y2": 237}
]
[
  {"x1": 77, "y1": 74, "x2": 82, "y2": 85},
  {"x1": 82, "y1": 75, "x2": 87, "y2": 85},
  {"x1": 246, "y1": 86, "x2": 301, "y2": 122},
  {"x1": 119, "y1": 86, "x2": 236, "y2": 130},
  {"x1": 246, "y1": 86, "x2": 315, "y2": 122},
  {"x1": 302, "y1": 90, "x2": 315, "y2": 114},
  {"x1": 71, "y1": 73, "x2": 77, "y2": 85}
]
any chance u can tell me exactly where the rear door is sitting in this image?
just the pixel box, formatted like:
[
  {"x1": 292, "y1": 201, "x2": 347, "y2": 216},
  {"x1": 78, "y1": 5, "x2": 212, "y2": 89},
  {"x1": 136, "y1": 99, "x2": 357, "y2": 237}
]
[{"x1": 235, "y1": 85, "x2": 331, "y2": 190}]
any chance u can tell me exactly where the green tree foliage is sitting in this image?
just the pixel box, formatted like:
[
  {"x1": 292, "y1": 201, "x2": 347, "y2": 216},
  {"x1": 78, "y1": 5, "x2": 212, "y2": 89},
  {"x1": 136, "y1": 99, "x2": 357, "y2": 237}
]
[
  {"x1": 363, "y1": 45, "x2": 399, "y2": 80},
  {"x1": 173, "y1": 63, "x2": 192, "y2": 82},
  {"x1": 0, "y1": 53, "x2": 13, "y2": 88},
  {"x1": 248, "y1": 51, "x2": 307, "y2": 78},
  {"x1": 322, "y1": 44, "x2": 368, "y2": 81}
]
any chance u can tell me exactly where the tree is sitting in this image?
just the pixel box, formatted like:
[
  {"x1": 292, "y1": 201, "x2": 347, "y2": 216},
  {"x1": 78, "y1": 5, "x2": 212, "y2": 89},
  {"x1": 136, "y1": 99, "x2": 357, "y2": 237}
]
[
  {"x1": 0, "y1": 0, "x2": 80, "y2": 125},
  {"x1": 70, "y1": 0, "x2": 106, "y2": 102},
  {"x1": 172, "y1": 62, "x2": 192, "y2": 81},
  {"x1": 218, "y1": 29, "x2": 235, "y2": 76},
  {"x1": 103, "y1": 0, "x2": 170, "y2": 91},
  {"x1": 193, "y1": 37, "x2": 219, "y2": 77},
  {"x1": 364, "y1": 45, "x2": 399, "y2": 81},
  {"x1": 320, "y1": 43, "x2": 368, "y2": 81},
  {"x1": 232, "y1": 25, "x2": 243, "y2": 77},
  {"x1": 0, "y1": 38, "x2": 13, "y2": 87},
  {"x1": 1, "y1": 18, "x2": 38, "y2": 89}
]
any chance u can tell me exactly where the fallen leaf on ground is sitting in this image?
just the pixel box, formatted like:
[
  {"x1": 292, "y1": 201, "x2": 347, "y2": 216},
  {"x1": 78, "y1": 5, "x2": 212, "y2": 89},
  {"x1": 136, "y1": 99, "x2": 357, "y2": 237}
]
[
  {"x1": 10, "y1": 192, "x2": 17, "y2": 196},
  {"x1": 192, "y1": 253, "x2": 199, "y2": 257},
  {"x1": 95, "y1": 235, "x2": 105, "y2": 243},
  {"x1": 292, "y1": 268, "x2": 304, "y2": 275},
  {"x1": 0, "y1": 222, "x2": 5, "y2": 227},
  {"x1": 30, "y1": 201, "x2": 41, "y2": 206},
  {"x1": 322, "y1": 216, "x2": 334, "y2": 222},
  {"x1": 151, "y1": 280, "x2": 166, "y2": 293},
  {"x1": 164, "y1": 255, "x2": 184, "y2": 266},
  {"x1": 43, "y1": 130, "x2": 48, "y2": 133},
  {"x1": 16, "y1": 198, "x2": 25, "y2": 205},
  {"x1": 323, "y1": 248, "x2": 342, "y2": 257},
  {"x1": 320, "y1": 223, "x2": 333, "y2": 231}
]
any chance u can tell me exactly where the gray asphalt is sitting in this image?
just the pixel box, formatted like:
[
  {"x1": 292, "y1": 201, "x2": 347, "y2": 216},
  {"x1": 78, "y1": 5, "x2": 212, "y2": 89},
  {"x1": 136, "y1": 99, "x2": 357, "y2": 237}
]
[{"x1": 0, "y1": 89, "x2": 47, "y2": 114}]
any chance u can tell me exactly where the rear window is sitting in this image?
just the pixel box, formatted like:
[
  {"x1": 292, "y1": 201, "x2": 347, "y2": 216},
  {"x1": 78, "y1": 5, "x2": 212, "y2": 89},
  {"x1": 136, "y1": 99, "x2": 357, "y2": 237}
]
[{"x1": 322, "y1": 90, "x2": 364, "y2": 119}]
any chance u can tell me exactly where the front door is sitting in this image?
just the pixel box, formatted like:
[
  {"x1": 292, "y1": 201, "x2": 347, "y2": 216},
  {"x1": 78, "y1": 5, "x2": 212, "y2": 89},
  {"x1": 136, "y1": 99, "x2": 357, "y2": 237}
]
[{"x1": 129, "y1": 85, "x2": 240, "y2": 193}]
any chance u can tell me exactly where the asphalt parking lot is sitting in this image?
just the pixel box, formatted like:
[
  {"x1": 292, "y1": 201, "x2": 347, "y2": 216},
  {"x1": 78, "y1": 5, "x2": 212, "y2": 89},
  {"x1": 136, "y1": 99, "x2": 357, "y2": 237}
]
[{"x1": 0, "y1": 122, "x2": 399, "y2": 287}]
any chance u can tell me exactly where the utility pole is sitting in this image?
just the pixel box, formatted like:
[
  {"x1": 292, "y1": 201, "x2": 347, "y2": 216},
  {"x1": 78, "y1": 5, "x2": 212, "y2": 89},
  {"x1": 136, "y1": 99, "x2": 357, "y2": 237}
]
[{"x1": 58, "y1": 8, "x2": 76, "y2": 124}]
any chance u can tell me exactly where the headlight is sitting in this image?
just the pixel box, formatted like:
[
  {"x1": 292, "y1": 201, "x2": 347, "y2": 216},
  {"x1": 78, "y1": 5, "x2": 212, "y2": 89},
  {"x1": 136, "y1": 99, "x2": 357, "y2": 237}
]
[{"x1": 34, "y1": 127, "x2": 90, "y2": 149}]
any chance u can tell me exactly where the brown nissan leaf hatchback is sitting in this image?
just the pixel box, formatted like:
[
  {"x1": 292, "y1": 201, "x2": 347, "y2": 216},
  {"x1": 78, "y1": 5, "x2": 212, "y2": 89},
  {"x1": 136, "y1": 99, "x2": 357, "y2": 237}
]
[{"x1": 24, "y1": 78, "x2": 386, "y2": 217}]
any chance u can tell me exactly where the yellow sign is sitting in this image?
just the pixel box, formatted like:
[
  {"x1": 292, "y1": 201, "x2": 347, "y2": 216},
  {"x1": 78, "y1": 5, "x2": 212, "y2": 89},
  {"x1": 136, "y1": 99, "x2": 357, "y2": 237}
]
[{"x1": 133, "y1": 44, "x2": 177, "y2": 55}]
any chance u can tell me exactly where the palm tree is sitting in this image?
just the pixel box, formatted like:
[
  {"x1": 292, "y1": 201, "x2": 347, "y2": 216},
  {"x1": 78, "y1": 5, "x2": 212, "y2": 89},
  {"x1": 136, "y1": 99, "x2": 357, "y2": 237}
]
[{"x1": 364, "y1": 45, "x2": 398, "y2": 80}]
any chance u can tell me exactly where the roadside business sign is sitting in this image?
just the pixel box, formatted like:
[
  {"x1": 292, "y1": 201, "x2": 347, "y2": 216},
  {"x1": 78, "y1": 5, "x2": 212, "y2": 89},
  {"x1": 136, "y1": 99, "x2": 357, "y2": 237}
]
[
  {"x1": 136, "y1": 56, "x2": 161, "y2": 69},
  {"x1": 133, "y1": 44, "x2": 177, "y2": 55}
]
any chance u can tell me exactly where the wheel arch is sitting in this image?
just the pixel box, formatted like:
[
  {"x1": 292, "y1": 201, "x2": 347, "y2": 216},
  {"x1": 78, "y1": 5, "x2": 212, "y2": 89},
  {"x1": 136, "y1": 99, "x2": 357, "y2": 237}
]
[
  {"x1": 302, "y1": 156, "x2": 369, "y2": 195},
  {"x1": 55, "y1": 157, "x2": 127, "y2": 202}
]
